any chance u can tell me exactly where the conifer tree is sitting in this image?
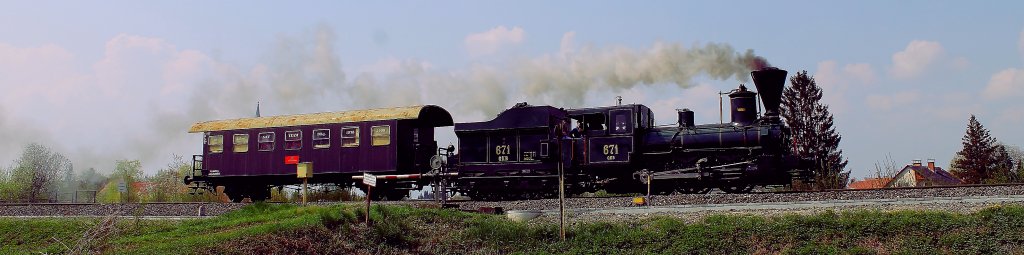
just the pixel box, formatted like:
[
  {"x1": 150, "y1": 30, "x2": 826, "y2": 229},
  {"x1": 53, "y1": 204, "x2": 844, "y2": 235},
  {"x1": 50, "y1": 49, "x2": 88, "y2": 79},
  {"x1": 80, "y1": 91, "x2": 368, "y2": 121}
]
[
  {"x1": 990, "y1": 144, "x2": 1018, "y2": 183},
  {"x1": 951, "y1": 115, "x2": 997, "y2": 184},
  {"x1": 780, "y1": 71, "x2": 849, "y2": 189}
]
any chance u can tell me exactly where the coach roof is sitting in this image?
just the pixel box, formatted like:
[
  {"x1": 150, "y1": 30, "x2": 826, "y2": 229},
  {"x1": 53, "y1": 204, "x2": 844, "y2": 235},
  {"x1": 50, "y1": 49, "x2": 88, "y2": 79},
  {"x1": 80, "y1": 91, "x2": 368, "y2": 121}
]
[{"x1": 188, "y1": 105, "x2": 453, "y2": 133}]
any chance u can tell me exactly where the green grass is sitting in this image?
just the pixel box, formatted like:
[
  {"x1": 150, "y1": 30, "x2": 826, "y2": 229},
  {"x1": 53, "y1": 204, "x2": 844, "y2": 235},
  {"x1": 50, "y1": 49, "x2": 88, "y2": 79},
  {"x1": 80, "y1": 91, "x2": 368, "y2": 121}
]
[{"x1": 2, "y1": 204, "x2": 1024, "y2": 254}]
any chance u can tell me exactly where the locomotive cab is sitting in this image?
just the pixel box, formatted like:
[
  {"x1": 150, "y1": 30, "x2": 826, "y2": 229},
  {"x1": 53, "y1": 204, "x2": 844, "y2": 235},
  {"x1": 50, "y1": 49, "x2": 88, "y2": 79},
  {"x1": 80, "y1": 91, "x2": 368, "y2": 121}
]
[{"x1": 566, "y1": 104, "x2": 653, "y2": 168}]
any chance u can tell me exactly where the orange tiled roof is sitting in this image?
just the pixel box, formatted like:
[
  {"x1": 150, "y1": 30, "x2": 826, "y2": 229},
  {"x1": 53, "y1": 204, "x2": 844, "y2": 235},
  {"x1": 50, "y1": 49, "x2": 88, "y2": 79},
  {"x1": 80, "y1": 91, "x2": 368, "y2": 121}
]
[{"x1": 849, "y1": 178, "x2": 892, "y2": 189}]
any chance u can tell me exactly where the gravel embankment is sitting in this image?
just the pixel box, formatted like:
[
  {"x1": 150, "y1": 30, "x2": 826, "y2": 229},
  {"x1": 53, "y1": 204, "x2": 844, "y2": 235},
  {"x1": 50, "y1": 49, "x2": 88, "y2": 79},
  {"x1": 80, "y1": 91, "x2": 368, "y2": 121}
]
[
  {"x1": 0, "y1": 203, "x2": 246, "y2": 217},
  {"x1": 435, "y1": 185, "x2": 1024, "y2": 211},
  {"x1": 5, "y1": 185, "x2": 1024, "y2": 218}
]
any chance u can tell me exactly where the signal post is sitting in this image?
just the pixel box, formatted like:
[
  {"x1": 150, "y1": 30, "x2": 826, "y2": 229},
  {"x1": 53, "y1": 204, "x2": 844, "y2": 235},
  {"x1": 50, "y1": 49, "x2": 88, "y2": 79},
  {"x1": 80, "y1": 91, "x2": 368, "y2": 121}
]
[
  {"x1": 362, "y1": 173, "x2": 377, "y2": 224},
  {"x1": 296, "y1": 162, "x2": 313, "y2": 205}
]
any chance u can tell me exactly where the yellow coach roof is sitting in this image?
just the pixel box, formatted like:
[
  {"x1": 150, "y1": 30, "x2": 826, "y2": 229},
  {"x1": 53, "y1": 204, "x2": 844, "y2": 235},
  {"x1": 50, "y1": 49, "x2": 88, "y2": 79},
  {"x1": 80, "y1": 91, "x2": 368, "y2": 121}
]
[{"x1": 188, "y1": 105, "x2": 453, "y2": 133}]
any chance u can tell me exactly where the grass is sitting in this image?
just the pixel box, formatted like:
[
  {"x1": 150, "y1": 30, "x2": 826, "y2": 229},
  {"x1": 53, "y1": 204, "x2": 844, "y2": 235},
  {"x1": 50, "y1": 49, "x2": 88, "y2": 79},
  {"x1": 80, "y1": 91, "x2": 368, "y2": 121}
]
[{"x1": 2, "y1": 203, "x2": 1024, "y2": 254}]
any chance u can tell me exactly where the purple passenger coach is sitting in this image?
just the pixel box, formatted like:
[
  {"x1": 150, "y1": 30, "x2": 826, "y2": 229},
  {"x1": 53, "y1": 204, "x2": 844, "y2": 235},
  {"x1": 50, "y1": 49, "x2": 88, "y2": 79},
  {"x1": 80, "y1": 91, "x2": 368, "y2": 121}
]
[{"x1": 185, "y1": 105, "x2": 453, "y2": 202}]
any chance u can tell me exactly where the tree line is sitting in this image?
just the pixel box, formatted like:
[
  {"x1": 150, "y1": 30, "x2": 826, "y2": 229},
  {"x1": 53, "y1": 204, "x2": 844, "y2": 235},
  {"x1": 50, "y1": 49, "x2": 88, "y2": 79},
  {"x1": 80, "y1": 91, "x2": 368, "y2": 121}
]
[
  {"x1": 0, "y1": 143, "x2": 220, "y2": 203},
  {"x1": 782, "y1": 70, "x2": 1022, "y2": 188}
]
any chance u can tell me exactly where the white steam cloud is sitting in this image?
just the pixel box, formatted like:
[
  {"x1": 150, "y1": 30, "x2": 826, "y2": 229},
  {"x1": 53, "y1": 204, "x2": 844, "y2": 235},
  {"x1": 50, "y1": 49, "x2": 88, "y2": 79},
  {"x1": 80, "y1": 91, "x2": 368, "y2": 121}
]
[{"x1": 0, "y1": 25, "x2": 768, "y2": 174}]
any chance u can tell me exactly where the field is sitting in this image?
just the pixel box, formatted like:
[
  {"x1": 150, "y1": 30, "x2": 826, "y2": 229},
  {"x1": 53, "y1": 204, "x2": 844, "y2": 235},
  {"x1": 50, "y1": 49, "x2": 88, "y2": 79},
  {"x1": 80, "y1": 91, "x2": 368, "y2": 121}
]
[{"x1": 2, "y1": 203, "x2": 1024, "y2": 254}]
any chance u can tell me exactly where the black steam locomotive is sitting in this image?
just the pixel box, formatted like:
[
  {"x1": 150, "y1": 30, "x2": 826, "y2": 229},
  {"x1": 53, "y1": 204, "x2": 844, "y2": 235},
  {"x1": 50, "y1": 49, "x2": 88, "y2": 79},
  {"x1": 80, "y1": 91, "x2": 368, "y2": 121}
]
[
  {"x1": 186, "y1": 68, "x2": 812, "y2": 202},
  {"x1": 450, "y1": 68, "x2": 812, "y2": 199}
]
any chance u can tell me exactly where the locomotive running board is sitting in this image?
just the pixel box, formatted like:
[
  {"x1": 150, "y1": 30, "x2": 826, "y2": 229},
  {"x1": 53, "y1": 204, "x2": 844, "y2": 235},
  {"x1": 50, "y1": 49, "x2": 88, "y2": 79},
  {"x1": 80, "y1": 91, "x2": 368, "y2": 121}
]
[{"x1": 648, "y1": 160, "x2": 752, "y2": 180}]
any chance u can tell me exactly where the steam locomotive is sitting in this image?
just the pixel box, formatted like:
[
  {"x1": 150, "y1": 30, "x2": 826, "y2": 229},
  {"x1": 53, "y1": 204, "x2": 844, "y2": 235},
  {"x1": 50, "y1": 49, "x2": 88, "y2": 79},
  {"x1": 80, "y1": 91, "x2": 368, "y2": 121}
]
[
  {"x1": 185, "y1": 68, "x2": 812, "y2": 201},
  {"x1": 451, "y1": 68, "x2": 812, "y2": 199}
]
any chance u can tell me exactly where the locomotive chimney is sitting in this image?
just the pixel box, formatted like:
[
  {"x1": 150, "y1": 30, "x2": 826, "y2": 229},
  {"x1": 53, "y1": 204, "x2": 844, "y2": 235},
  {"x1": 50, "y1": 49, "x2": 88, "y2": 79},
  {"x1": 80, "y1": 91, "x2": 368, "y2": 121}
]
[{"x1": 750, "y1": 68, "x2": 788, "y2": 117}]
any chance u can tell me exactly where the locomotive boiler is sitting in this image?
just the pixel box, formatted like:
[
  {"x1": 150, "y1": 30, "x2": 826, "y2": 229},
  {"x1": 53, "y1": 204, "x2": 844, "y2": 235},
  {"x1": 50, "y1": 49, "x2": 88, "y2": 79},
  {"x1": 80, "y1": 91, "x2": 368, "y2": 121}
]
[{"x1": 631, "y1": 68, "x2": 813, "y2": 194}]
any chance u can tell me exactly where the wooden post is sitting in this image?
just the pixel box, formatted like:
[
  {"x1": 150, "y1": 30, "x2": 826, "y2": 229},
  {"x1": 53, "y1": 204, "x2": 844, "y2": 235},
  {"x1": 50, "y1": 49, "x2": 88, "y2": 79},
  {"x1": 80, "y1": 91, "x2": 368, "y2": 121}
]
[
  {"x1": 302, "y1": 178, "x2": 308, "y2": 205},
  {"x1": 646, "y1": 174, "x2": 652, "y2": 206},
  {"x1": 365, "y1": 185, "x2": 372, "y2": 225}
]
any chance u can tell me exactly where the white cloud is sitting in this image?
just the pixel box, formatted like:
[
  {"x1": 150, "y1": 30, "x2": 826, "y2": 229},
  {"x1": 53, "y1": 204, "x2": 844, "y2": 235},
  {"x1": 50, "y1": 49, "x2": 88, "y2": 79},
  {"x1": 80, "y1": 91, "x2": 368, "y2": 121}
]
[
  {"x1": 843, "y1": 63, "x2": 877, "y2": 85},
  {"x1": 0, "y1": 43, "x2": 83, "y2": 108},
  {"x1": 814, "y1": 60, "x2": 876, "y2": 114},
  {"x1": 983, "y1": 68, "x2": 1024, "y2": 99},
  {"x1": 890, "y1": 40, "x2": 944, "y2": 79},
  {"x1": 464, "y1": 26, "x2": 525, "y2": 56}
]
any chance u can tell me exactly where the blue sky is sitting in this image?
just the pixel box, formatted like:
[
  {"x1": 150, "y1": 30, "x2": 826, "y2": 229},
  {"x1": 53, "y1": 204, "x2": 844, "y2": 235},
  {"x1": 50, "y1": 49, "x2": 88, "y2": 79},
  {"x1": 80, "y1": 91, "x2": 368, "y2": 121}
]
[{"x1": 1, "y1": 1, "x2": 1022, "y2": 178}]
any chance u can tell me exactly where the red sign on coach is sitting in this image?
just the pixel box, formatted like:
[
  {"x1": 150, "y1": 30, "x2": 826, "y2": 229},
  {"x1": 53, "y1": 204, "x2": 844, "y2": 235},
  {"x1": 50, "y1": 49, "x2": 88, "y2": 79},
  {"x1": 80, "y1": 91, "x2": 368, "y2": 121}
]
[{"x1": 284, "y1": 156, "x2": 300, "y2": 165}]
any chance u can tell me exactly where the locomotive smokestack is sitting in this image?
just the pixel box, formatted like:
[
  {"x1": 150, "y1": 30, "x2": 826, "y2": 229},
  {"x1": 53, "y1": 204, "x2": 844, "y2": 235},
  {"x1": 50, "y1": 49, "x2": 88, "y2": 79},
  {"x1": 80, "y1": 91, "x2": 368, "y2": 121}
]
[{"x1": 750, "y1": 68, "x2": 787, "y2": 117}]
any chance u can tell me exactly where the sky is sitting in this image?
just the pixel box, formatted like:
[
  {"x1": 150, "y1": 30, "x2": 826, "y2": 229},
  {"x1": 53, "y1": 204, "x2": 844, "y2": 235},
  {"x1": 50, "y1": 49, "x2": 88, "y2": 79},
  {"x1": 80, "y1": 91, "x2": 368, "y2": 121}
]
[{"x1": 0, "y1": 1, "x2": 1022, "y2": 179}]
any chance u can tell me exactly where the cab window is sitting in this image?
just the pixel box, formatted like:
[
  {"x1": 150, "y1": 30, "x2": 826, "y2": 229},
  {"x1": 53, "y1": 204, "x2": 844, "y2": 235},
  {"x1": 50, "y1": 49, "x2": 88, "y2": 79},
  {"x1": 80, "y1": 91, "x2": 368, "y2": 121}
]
[{"x1": 611, "y1": 109, "x2": 633, "y2": 134}]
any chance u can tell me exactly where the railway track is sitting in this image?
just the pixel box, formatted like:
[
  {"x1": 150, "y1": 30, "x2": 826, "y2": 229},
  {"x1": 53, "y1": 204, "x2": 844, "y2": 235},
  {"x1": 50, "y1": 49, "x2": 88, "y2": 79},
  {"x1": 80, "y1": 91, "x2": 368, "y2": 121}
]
[{"x1": 4, "y1": 183, "x2": 1024, "y2": 217}]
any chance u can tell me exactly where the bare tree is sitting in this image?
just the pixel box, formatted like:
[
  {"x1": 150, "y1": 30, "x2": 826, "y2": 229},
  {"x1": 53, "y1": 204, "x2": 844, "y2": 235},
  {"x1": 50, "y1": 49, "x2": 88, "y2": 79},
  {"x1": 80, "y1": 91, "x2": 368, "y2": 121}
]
[
  {"x1": 873, "y1": 153, "x2": 900, "y2": 179},
  {"x1": 9, "y1": 143, "x2": 73, "y2": 202}
]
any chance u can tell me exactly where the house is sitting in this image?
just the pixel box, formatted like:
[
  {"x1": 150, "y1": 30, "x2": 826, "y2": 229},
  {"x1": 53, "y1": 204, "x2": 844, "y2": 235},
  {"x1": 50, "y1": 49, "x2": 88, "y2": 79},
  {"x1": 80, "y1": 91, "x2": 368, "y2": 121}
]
[
  {"x1": 848, "y1": 178, "x2": 893, "y2": 189},
  {"x1": 887, "y1": 159, "x2": 962, "y2": 188}
]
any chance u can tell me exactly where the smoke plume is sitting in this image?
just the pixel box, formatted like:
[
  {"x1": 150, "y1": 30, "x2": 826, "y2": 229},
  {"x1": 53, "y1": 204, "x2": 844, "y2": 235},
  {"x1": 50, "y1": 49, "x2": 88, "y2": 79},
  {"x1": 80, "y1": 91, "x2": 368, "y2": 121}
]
[{"x1": 0, "y1": 25, "x2": 770, "y2": 175}]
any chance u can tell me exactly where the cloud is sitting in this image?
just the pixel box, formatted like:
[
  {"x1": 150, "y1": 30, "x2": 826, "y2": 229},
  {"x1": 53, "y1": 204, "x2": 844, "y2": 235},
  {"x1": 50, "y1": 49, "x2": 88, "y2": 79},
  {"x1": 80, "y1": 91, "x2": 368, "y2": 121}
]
[
  {"x1": 983, "y1": 68, "x2": 1024, "y2": 99},
  {"x1": 814, "y1": 60, "x2": 876, "y2": 114},
  {"x1": 890, "y1": 40, "x2": 944, "y2": 79},
  {"x1": 0, "y1": 43, "x2": 83, "y2": 108},
  {"x1": 464, "y1": 26, "x2": 525, "y2": 56}
]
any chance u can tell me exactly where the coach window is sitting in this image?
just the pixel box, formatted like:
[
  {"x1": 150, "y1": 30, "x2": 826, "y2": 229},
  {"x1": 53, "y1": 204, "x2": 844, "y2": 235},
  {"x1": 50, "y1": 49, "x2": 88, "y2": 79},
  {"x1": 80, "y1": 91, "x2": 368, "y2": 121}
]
[
  {"x1": 208, "y1": 134, "x2": 224, "y2": 153},
  {"x1": 313, "y1": 129, "x2": 330, "y2": 149},
  {"x1": 371, "y1": 125, "x2": 390, "y2": 146},
  {"x1": 341, "y1": 127, "x2": 359, "y2": 147},
  {"x1": 233, "y1": 134, "x2": 249, "y2": 153},
  {"x1": 285, "y1": 130, "x2": 302, "y2": 150},
  {"x1": 258, "y1": 132, "x2": 275, "y2": 151}
]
